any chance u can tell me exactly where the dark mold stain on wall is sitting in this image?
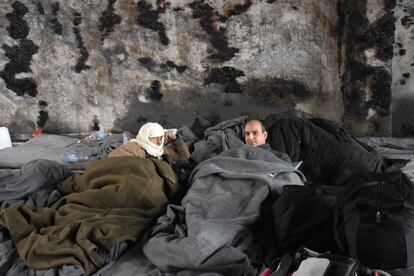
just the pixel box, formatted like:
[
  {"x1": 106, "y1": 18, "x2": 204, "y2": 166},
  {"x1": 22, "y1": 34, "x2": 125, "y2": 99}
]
[
  {"x1": 401, "y1": 15, "x2": 414, "y2": 28},
  {"x1": 136, "y1": 0, "x2": 169, "y2": 45},
  {"x1": 37, "y1": 111, "x2": 49, "y2": 128},
  {"x1": 138, "y1": 57, "x2": 154, "y2": 65},
  {"x1": 37, "y1": 100, "x2": 49, "y2": 128},
  {"x1": 92, "y1": 115, "x2": 100, "y2": 131},
  {"x1": 226, "y1": 0, "x2": 252, "y2": 17},
  {"x1": 139, "y1": 57, "x2": 187, "y2": 73},
  {"x1": 147, "y1": 80, "x2": 163, "y2": 101},
  {"x1": 205, "y1": 66, "x2": 245, "y2": 93},
  {"x1": 138, "y1": 57, "x2": 156, "y2": 71},
  {"x1": 339, "y1": 0, "x2": 395, "y2": 131},
  {"x1": 99, "y1": 0, "x2": 122, "y2": 41},
  {"x1": 36, "y1": 1, "x2": 45, "y2": 15},
  {"x1": 50, "y1": 2, "x2": 63, "y2": 35},
  {"x1": 363, "y1": 13, "x2": 395, "y2": 61},
  {"x1": 72, "y1": 11, "x2": 91, "y2": 73},
  {"x1": 190, "y1": 0, "x2": 239, "y2": 62},
  {"x1": 6, "y1": 1, "x2": 29, "y2": 39},
  {"x1": 161, "y1": 61, "x2": 187, "y2": 73},
  {"x1": 0, "y1": 1, "x2": 39, "y2": 97},
  {"x1": 368, "y1": 67, "x2": 392, "y2": 115}
]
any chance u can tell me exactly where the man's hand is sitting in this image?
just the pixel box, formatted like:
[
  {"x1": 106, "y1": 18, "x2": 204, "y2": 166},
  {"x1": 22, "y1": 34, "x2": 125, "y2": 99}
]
[{"x1": 164, "y1": 132, "x2": 177, "y2": 142}]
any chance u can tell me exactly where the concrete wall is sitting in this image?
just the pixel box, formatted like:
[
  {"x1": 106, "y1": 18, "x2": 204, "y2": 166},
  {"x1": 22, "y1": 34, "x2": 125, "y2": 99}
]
[
  {"x1": 392, "y1": 0, "x2": 414, "y2": 137},
  {"x1": 0, "y1": 0, "x2": 411, "y2": 139},
  {"x1": 340, "y1": 0, "x2": 395, "y2": 136}
]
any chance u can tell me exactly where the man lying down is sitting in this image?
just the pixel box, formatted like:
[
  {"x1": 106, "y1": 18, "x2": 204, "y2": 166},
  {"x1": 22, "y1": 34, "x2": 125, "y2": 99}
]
[
  {"x1": 143, "y1": 123, "x2": 306, "y2": 275},
  {"x1": 0, "y1": 122, "x2": 191, "y2": 275}
]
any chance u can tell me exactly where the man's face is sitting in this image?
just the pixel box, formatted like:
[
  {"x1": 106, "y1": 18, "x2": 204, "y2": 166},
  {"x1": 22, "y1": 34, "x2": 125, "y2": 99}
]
[
  {"x1": 149, "y1": 136, "x2": 164, "y2": 146},
  {"x1": 244, "y1": 120, "x2": 267, "y2": 147}
]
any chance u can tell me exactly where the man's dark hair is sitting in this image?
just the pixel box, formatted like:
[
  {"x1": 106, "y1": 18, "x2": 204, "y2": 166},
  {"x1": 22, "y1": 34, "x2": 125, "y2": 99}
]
[{"x1": 245, "y1": 117, "x2": 266, "y2": 132}]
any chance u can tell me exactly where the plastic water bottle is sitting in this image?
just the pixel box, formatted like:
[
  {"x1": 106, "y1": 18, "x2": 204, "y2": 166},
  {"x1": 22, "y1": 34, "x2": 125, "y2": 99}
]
[
  {"x1": 61, "y1": 151, "x2": 91, "y2": 163},
  {"x1": 93, "y1": 130, "x2": 108, "y2": 140}
]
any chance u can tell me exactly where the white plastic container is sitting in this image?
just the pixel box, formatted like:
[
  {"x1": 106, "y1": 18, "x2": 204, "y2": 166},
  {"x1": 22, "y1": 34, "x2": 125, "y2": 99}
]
[
  {"x1": 164, "y1": 128, "x2": 178, "y2": 135},
  {"x1": 0, "y1": 127, "x2": 12, "y2": 150}
]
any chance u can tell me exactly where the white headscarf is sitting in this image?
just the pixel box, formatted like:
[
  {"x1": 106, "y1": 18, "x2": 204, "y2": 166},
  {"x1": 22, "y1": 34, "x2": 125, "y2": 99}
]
[{"x1": 131, "y1": 122, "x2": 165, "y2": 158}]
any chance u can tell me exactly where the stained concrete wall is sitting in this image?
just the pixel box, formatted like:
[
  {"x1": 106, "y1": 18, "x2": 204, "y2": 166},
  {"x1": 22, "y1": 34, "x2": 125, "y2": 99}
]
[
  {"x1": 0, "y1": 0, "x2": 342, "y2": 139},
  {"x1": 340, "y1": 0, "x2": 396, "y2": 136},
  {"x1": 0, "y1": 0, "x2": 411, "y2": 139},
  {"x1": 392, "y1": 0, "x2": 414, "y2": 137}
]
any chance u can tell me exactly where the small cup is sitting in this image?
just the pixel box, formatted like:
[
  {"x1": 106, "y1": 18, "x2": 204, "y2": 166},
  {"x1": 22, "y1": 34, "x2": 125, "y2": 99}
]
[{"x1": 164, "y1": 128, "x2": 177, "y2": 135}]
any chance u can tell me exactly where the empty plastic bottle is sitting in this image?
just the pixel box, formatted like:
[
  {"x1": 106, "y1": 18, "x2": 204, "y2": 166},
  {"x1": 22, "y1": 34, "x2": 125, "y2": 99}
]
[
  {"x1": 93, "y1": 130, "x2": 108, "y2": 140},
  {"x1": 61, "y1": 151, "x2": 91, "y2": 163}
]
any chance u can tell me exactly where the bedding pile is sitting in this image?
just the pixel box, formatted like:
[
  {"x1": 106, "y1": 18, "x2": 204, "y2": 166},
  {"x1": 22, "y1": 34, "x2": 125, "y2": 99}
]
[
  {"x1": 1, "y1": 114, "x2": 414, "y2": 276},
  {"x1": 144, "y1": 145, "x2": 305, "y2": 274},
  {"x1": 0, "y1": 157, "x2": 180, "y2": 275}
]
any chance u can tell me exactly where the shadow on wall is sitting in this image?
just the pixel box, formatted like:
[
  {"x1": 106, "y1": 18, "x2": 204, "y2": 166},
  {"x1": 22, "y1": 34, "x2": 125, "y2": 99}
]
[
  {"x1": 113, "y1": 76, "x2": 313, "y2": 138},
  {"x1": 242, "y1": 77, "x2": 313, "y2": 105},
  {"x1": 392, "y1": 96, "x2": 414, "y2": 137}
]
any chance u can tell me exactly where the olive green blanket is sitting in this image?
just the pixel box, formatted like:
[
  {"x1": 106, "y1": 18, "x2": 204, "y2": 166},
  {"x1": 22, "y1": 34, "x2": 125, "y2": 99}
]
[{"x1": 0, "y1": 156, "x2": 179, "y2": 275}]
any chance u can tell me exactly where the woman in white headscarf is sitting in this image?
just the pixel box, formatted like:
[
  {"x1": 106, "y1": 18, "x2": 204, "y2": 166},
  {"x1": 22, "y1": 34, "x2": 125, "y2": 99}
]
[{"x1": 108, "y1": 122, "x2": 190, "y2": 162}]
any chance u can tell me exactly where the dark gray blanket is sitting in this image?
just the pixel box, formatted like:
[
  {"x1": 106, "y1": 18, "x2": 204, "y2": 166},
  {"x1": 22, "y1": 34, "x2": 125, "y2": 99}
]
[
  {"x1": 0, "y1": 159, "x2": 70, "y2": 208},
  {"x1": 191, "y1": 116, "x2": 247, "y2": 163},
  {"x1": 358, "y1": 137, "x2": 414, "y2": 183},
  {"x1": 264, "y1": 115, "x2": 385, "y2": 186},
  {"x1": 143, "y1": 145, "x2": 305, "y2": 274}
]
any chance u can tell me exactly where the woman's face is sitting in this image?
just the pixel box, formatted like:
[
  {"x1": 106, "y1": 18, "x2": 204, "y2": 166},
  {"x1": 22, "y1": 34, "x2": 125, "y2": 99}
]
[{"x1": 149, "y1": 136, "x2": 163, "y2": 146}]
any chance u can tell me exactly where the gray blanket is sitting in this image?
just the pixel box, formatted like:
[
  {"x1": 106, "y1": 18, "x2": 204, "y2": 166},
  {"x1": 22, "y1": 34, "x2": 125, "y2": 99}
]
[
  {"x1": 143, "y1": 145, "x2": 305, "y2": 274},
  {"x1": 191, "y1": 116, "x2": 247, "y2": 163},
  {"x1": 0, "y1": 159, "x2": 70, "y2": 208},
  {"x1": 0, "y1": 134, "x2": 124, "y2": 170}
]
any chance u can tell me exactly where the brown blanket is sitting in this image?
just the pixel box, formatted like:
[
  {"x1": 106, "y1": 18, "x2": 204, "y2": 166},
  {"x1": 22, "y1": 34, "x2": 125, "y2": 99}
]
[{"x1": 0, "y1": 156, "x2": 179, "y2": 275}]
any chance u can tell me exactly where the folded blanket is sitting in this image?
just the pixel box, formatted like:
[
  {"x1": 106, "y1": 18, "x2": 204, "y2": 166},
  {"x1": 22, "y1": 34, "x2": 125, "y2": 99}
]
[{"x1": 0, "y1": 156, "x2": 179, "y2": 275}]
